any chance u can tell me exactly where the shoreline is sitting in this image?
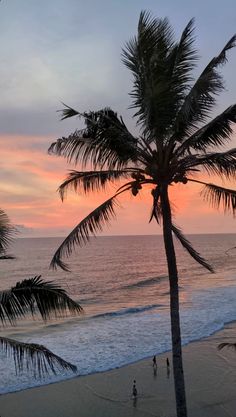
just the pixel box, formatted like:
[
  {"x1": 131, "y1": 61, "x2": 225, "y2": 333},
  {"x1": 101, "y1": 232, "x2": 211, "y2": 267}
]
[
  {"x1": 1, "y1": 319, "x2": 235, "y2": 396},
  {"x1": 1, "y1": 322, "x2": 236, "y2": 416}
]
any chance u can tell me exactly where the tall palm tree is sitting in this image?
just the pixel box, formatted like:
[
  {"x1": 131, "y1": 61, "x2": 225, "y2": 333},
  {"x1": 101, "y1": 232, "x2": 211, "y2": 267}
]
[
  {"x1": 0, "y1": 208, "x2": 83, "y2": 376},
  {"x1": 48, "y1": 12, "x2": 236, "y2": 417}
]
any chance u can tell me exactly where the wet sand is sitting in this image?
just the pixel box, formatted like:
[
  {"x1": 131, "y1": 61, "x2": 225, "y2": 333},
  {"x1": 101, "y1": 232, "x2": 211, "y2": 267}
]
[{"x1": 1, "y1": 322, "x2": 236, "y2": 417}]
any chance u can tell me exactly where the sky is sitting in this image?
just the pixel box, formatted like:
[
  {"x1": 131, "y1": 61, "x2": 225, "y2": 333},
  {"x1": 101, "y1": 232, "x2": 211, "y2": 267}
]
[{"x1": 0, "y1": 0, "x2": 236, "y2": 237}]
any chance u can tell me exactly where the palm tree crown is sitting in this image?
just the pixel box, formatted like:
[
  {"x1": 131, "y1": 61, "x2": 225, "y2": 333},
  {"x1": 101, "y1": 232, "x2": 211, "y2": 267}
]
[{"x1": 49, "y1": 13, "x2": 236, "y2": 271}]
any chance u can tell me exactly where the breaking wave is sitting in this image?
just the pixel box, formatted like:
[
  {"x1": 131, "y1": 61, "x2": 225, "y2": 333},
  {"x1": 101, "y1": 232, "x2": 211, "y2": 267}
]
[
  {"x1": 94, "y1": 304, "x2": 161, "y2": 319},
  {"x1": 123, "y1": 275, "x2": 168, "y2": 289}
]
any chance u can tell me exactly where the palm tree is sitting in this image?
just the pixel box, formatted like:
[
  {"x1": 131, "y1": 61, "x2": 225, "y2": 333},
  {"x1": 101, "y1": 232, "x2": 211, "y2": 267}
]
[
  {"x1": 0, "y1": 208, "x2": 15, "y2": 259},
  {"x1": 48, "y1": 12, "x2": 236, "y2": 417},
  {"x1": 0, "y1": 208, "x2": 83, "y2": 376}
]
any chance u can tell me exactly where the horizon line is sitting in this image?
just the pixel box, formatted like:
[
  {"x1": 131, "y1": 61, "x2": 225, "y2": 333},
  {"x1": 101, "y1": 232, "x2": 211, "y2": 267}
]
[{"x1": 16, "y1": 231, "x2": 236, "y2": 239}]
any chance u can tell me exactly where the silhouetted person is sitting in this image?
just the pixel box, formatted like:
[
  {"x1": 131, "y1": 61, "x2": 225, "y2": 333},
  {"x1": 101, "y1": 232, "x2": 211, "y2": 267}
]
[
  {"x1": 132, "y1": 379, "x2": 137, "y2": 397},
  {"x1": 132, "y1": 379, "x2": 137, "y2": 407},
  {"x1": 166, "y1": 357, "x2": 170, "y2": 378},
  {"x1": 152, "y1": 355, "x2": 157, "y2": 367}
]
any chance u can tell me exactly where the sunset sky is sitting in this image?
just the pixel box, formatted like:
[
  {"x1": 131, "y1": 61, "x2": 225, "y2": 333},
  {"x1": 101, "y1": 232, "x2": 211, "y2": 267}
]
[{"x1": 0, "y1": 0, "x2": 236, "y2": 237}]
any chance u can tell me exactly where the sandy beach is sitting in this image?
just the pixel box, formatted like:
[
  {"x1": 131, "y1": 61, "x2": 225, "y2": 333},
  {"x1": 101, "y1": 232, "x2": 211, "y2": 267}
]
[{"x1": 0, "y1": 323, "x2": 236, "y2": 417}]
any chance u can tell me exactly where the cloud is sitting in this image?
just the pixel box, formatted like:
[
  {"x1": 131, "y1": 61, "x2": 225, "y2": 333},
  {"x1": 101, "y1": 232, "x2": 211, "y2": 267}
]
[{"x1": 15, "y1": 224, "x2": 34, "y2": 235}]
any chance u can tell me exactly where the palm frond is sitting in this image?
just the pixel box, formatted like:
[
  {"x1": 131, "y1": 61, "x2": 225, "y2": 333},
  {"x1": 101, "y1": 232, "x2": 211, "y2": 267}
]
[
  {"x1": 50, "y1": 195, "x2": 120, "y2": 271},
  {"x1": 201, "y1": 183, "x2": 236, "y2": 215},
  {"x1": 174, "y1": 36, "x2": 236, "y2": 141},
  {"x1": 49, "y1": 108, "x2": 138, "y2": 169},
  {"x1": 0, "y1": 336, "x2": 77, "y2": 377},
  {"x1": 177, "y1": 105, "x2": 236, "y2": 153},
  {"x1": 58, "y1": 169, "x2": 136, "y2": 200},
  {"x1": 122, "y1": 11, "x2": 174, "y2": 74},
  {"x1": 225, "y1": 246, "x2": 236, "y2": 255},
  {"x1": 169, "y1": 18, "x2": 197, "y2": 89},
  {"x1": 58, "y1": 103, "x2": 81, "y2": 120},
  {"x1": 149, "y1": 187, "x2": 161, "y2": 223},
  {"x1": 171, "y1": 224, "x2": 214, "y2": 272},
  {"x1": 193, "y1": 148, "x2": 236, "y2": 179},
  {"x1": 122, "y1": 11, "x2": 182, "y2": 139},
  {"x1": 0, "y1": 276, "x2": 83, "y2": 323},
  {"x1": 0, "y1": 209, "x2": 16, "y2": 256},
  {"x1": 218, "y1": 342, "x2": 236, "y2": 351},
  {"x1": 149, "y1": 202, "x2": 162, "y2": 224}
]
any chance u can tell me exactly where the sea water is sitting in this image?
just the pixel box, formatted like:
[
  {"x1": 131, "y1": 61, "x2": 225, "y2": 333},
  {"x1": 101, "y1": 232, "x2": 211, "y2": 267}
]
[{"x1": 0, "y1": 234, "x2": 236, "y2": 393}]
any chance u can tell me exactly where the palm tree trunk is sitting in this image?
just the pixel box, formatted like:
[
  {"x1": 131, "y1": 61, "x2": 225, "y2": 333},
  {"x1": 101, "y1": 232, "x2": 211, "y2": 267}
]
[{"x1": 161, "y1": 185, "x2": 188, "y2": 417}]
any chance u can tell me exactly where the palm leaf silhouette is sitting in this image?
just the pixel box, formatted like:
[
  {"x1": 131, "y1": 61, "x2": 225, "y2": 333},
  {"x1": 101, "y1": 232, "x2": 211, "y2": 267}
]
[{"x1": 0, "y1": 337, "x2": 77, "y2": 376}]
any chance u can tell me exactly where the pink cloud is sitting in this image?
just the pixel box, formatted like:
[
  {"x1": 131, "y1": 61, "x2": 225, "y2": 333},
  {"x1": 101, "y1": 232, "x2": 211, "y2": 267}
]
[{"x1": 0, "y1": 134, "x2": 235, "y2": 236}]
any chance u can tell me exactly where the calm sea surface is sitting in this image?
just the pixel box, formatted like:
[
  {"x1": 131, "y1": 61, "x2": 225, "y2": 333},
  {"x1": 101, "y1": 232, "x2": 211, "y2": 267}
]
[{"x1": 1, "y1": 234, "x2": 236, "y2": 393}]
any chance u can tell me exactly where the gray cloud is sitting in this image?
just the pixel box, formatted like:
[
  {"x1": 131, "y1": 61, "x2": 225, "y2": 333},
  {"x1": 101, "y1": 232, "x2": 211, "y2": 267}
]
[
  {"x1": 15, "y1": 224, "x2": 33, "y2": 234},
  {"x1": 0, "y1": 0, "x2": 236, "y2": 138}
]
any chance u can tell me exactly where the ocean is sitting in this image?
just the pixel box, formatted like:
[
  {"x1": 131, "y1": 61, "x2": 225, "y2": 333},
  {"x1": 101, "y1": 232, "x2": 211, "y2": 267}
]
[{"x1": 0, "y1": 234, "x2": 236, "y2": 394}]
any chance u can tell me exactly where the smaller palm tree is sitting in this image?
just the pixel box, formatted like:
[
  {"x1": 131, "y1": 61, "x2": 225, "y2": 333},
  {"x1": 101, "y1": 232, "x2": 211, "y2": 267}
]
[{"x1": 0, "y1": 209, "x2": 83, "y2": 376}]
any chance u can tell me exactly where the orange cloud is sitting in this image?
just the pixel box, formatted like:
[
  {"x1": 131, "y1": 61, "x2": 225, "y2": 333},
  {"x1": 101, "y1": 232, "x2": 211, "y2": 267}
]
[{"x1": 0, "y1": 134, "x2": 235, "y2": 236}]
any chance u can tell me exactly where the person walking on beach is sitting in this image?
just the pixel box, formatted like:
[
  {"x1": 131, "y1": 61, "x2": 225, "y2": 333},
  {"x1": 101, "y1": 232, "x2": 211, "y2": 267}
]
[
  {"x1": 132, "y1": 379, "x2": 137, "y2": 397},
  {"x1": 132, "y1": 379, "x2": 138, "y2": 407},
  {"x1": 152, "y1": 355, "x2": 157, "y2": 367},
  {"x1": 166, "y1": 357, "x2": 170, "y2": 378}
]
